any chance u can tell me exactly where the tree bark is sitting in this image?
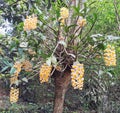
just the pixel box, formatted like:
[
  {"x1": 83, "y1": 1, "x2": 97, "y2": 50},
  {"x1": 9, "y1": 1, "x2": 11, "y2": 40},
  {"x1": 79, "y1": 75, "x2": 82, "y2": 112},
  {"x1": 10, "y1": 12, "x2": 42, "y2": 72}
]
[{"x1": 53, "y1": 69, "x2": 71, "y2": 113}]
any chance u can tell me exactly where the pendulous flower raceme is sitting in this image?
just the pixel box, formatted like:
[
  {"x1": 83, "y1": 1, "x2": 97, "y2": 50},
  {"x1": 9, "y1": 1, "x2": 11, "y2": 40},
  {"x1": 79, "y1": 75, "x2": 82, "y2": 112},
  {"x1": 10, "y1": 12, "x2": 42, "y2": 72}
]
[
  {"x1": 22, "y1": 60, "x2": 33, "y2": 72},
  {"x1": 39, "y1": 63, "x2": 52, "y2": 83},
  {"x1": 13, "y1": 61, "x2": 22, "y2": 76},
  {"x1": 77, "y1": 18, "x2": 87, "y2": 27},
  {"x1": 60, "y1": 7, "x2": 69, "y2": 19},
  {"x1": 10, "y1": 87, "x2": 19, "y2": 103},
  {"x1": 71, "y1": 61, "x2": 84, "y2": 90},
  {"x1": 104, "y1": 44, "x2": 116, "y2": 66},
  {"x1": 10, "y1": 76, "x2": 18, "y2": 85},
  {"x1": 10, "y1": 60, "x2": 32, "y2": 103},
  {"x1": 23, "y1": 14, "x2": 38, "y2": 31},
  {"x1": 9, "y1": 61, "x2": 22, "y2": 103},
  {"x1": 58, "y1": 7, "x2": 69, "y2": 26}
]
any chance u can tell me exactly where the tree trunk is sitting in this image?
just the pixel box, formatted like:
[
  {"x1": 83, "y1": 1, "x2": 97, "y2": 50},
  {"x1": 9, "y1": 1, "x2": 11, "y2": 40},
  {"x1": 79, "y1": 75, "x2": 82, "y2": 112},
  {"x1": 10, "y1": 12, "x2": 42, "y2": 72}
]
[{"x1": 53, "y1": 69, "x2": 71, "y2": 113}]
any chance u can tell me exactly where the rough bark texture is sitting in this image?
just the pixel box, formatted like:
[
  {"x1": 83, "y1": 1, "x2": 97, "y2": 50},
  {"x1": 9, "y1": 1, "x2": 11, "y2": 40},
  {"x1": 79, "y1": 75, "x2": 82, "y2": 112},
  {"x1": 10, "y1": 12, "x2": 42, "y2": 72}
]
[{"x1": 53, "y1": 69, "x2": 71, "y2": 113}]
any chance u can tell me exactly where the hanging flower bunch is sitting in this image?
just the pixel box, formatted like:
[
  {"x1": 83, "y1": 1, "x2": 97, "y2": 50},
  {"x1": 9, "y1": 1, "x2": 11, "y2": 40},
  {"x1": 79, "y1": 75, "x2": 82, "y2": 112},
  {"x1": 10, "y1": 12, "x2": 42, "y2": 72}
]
[
  {"x1": 23, "y1": 14, "x2": 38, "y2": 31},
  {"x1": 13, "y1": 62, "x2": 22, "y2": 76},
  {"x1": 10, "y1": 76, "x2": 18, "y2": 85},
  {"x1": 39, "y1": 63, "x2": 52, "y2": 83},
  {"x1": 104, "y1": 44, "x2": 116, "y2": 66},
  {"x1": 77, "y1": 18, "x2": 87, "y2": 27},
  {"x1": 10, "y1": 62, "x2": 22, "y2": 86},
  {"x1": 71, "y1": 61, "x2": 84, "y2": 90},
  {"x1": 10, "y1": 60, "x2": 33, "y2": 103},
  {"x1": 10, "y1": 87, "x2": 19, "y2": 103},
  {"x1": 59, "y1": 7, "x2": 69, "y2": 25},
  {"x1": 10, "y1": 62, "x2": 22, "y2": 103},
  {"x1": 60, "y1": 7, "x2": 69, "y2": 19},
  {"x1": 22, "y1": 60, "x2": 33, "y2": 72}
]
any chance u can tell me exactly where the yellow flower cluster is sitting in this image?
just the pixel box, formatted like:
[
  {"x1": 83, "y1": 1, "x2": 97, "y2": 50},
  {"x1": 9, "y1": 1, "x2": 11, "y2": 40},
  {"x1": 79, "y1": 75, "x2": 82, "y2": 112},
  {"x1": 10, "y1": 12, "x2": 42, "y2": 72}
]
[
  {"x1": 14, "y1": 62, "x2": 22, "y2": 76},
  {"x1": 22, "y1": 60, "x2": 32, "y2": 72},
  {"x1": 23, "y1": 15, "x2": 37, "y2": 31},
  {"x1": 39, "y1": 63, "x2": 52, "y2": 83},
  {"x1": 77, "y1": 18, "x2": 86, "y2": 27},
  {"x1": 9, "y1": 60, "x2": 32, "y2": 103},
  {"x1": 13, "y1": 60, "x2": 32, "y2": 74},
  {"x1": 60, "y1": 7, "x2": 69, "y2": 19},
  {"x1": 104, "y1": 44, "x2": 116, "y2": 66},
  {"x1": 71, "y1": 62, "x2": 84, "y2": 90},
  {"x1": 10, "y1": 87, "x2": 19, "y2": 103},
  {"x1": 58, "y1": 7, "x2": 69, "y2": 26},
  {"x1": 10, "y1": 62, "x2": 21, "y2": 85},
  {"x1": 10, "y1": 61, "x2": 21, "y2": 103},
  {"x1": 10, "y1": 76, "x2": 18, "y2": 85}
]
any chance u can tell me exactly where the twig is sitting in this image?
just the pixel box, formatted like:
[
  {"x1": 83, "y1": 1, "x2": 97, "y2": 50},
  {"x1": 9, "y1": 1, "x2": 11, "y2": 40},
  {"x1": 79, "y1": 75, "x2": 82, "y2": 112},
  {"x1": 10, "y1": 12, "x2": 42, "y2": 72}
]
[
  {"x1": 64, "y1": 47, "x2": 76, "y2": 58},
  {"x1": 52, "y1": 43, "x2": 59, "y2": 56}
]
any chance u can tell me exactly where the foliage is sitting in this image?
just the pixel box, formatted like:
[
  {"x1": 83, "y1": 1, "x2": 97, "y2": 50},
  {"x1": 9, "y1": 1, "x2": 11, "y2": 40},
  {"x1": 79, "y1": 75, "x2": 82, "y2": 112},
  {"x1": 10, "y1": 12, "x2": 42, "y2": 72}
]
[{"x1": 87, "y1": 0, "x2": 120, "y2": 35}]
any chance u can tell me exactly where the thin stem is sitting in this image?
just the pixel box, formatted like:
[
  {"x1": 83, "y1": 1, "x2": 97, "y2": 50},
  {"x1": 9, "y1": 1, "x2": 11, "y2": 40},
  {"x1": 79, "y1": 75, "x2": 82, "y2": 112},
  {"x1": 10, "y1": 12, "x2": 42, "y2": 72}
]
[
  {"x1": 64, "y1": 47, "x2": 76, "y2": 58},
  {"x1": 52, "y1": 43, "x2": 59, "y2": 56}
]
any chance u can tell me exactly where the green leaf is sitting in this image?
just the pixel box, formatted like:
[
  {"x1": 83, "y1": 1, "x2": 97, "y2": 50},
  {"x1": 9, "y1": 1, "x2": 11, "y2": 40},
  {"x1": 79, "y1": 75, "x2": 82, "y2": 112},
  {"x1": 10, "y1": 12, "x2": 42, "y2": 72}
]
[
  {"x1": 106, "y1": 72, "x2": 113, "y2": 77},
  {"x1": 22, "y1": 77, "x2": 28, "y2": 83},
  {"x1": 3, "y1": 59, "x2": 10, "y2": 66},
  {"x1": 97, "y1": 43, "x2": 105, "y2": 50},
  {"x1": 73, "y1": 6, "x2": 80, "y2": 14},
  {"x1": 39, "y1": 51, "x2": 51, "y2": 59},
  {"x1": 18, "y1": 48, "x2": 23, "y2": 56},
  {"x1": 0, "y1": 66, "x2": 9, "y2": 73},
  {"x1": 10, "y1": 67, "x2": 16, "y2": 75},
  {"x1": 98, "y1": 70, "x2": 104, "y2": 76},
  {"x1": 88, "y1": 1, "x2": 96, "y2": 7},
  {"x1": 51, "y1": 55, "x2": 57, "y2": 65},
  {"x1": 46, "y1": 57, "x2": 52, "y2": 66}
]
